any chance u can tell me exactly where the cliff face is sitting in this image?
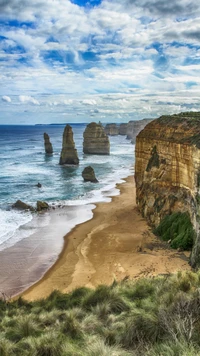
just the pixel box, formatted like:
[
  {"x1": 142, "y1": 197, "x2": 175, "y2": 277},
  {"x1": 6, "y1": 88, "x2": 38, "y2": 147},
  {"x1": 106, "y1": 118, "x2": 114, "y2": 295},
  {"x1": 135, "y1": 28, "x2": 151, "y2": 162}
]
[
  {"x1": 105, "y1": 123, "x2": 119, "y2": 136},
  {"x1": 127, "y1": 119, "x2": 152, "y2": 143},
  {"x1": 59, "y1": 125, "x2": 79, "y2": 165},
  {"x1": 135, "y1": 112, "x2": 200, "y2": 267},
  {"x1": 83, "y1": 122, "x2": 110, "y2": 155}
]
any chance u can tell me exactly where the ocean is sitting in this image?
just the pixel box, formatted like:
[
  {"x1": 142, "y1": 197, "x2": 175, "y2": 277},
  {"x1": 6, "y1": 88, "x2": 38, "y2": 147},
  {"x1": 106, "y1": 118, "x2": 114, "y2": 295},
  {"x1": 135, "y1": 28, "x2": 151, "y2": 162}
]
[{"x1": 0, "y1": 124, "x2": 134, "y2": 254}]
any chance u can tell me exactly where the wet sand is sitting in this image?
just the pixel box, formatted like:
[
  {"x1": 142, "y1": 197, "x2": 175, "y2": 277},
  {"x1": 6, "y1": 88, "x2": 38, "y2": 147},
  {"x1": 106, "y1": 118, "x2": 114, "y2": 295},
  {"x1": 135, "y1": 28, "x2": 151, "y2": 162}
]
[
  {"x1": 0, "y1": 205, "x2": 94, "y2": 297},
  {"x1": 22, "y1": 176, "x2": 191, "y2": 301}
]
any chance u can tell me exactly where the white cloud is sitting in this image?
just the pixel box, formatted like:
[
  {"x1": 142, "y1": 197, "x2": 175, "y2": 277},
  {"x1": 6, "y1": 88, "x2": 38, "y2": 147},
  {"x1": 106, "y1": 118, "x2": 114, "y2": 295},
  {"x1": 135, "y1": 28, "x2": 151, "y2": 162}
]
[
  {"x1": 19, "y1": 95, "x2": 40, "y2": 105},
  {"x1": 2, "y1": 95, "x2": 11, "y2": 102}
]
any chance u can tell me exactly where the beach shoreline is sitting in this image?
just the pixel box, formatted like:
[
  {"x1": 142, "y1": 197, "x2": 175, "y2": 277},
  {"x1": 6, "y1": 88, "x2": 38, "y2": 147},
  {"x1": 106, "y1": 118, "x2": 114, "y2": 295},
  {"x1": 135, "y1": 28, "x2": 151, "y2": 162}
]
[{"x1": 22, "y1": 175, "x2": 191, "y2": 301}]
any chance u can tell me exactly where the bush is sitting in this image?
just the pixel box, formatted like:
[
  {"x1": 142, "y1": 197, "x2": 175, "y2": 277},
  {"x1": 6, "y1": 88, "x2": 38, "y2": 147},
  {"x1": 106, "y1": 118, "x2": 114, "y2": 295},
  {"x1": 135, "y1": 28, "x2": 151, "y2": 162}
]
[{"x1": 154, "y1": 212, "x2": 195, "y2": 250}]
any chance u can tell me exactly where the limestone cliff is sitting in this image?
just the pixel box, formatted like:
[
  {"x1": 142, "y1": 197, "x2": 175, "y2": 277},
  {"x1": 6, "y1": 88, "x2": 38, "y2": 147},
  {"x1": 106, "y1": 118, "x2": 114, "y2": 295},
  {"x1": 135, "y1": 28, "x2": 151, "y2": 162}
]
[
  {"x1": 135, "y1": 112, "x2": 200, "y2": 267},
  {"x1": 44, "y1": 133, "x2": 53, "y2": 154},
  {"x1": 59, "y1": 125, "x2": 79, "y2": 165},
  {"x1": 127, "y1": 119, "x2": 152, "y2": 143},
  {"x1": 83, "y1": 122, "x2": 110, "y2": 155},
  {"x1": 105, "y1": 123, "x2": 119, "y2": 136},
  {"x1": 119, "y1": 123, "x2": 127, "y2": 135}
]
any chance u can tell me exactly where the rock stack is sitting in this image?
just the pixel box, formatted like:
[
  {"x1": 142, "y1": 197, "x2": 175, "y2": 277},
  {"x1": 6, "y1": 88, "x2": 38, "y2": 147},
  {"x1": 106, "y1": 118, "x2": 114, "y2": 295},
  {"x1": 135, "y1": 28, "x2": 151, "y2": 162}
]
[
  {"x1": 83, "y1": 122, "x2": 110, "y2": 155},
  {"x1": 59, "y1": 125, "x2": 79, "y2": 165},
  {"x1": 119, "y1": 123, "x2": 127, "y2": 135},
  {"x1": 44, "y1": 133, "x2": 53, "y2": 154},
  {"x1": 82, "y1": 166, "x2": 98, "y2": 183},
  {"x1": 105, "y1": 123, "x2": 119, "y2": 136}
]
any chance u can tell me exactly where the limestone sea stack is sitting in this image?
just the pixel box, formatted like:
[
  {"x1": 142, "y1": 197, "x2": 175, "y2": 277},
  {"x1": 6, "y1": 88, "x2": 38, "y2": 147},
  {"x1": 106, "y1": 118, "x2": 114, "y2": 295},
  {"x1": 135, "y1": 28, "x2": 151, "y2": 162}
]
[
  {"x1": 59, "y1": 125, "x2": 79, "y2": 165},
  {"x1": 44, "y1": 133, "x2": 53, "y2": 154},
  {"x1": 83, "y1": 122, "x2": 110, "y2": 155},
  {"x1": 126, "y1": 119, "x2": 153, "y2": 143},
  {"x1": 82, "y1": 166, "x2": 98, "y2": 183},
  {"x1": 119, "y1": 123, "x2": 128, "y2": 135},
  {"x1": 135, "y1": 112, "x2": 200, "y2": 267},
  {"x1": 105, "y1": 123, "x2": 119, "y2": 136}
]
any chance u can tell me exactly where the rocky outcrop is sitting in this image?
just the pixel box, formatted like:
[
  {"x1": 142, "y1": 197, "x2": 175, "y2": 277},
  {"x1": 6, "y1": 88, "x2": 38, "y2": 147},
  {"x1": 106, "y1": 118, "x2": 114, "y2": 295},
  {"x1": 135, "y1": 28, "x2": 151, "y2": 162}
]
[
  {"x1": 105, "y1": 123, "x2": 119, "y2": 136},
  {"x1": 12, "y1": 200, "x2": 34, "y2": 211},
  {"x1": 82, "y1": 166, "x2": 98, "y2": 183},
  {"x1": 44, "y1": 133, "x2": 53, "y2": 154},
  {"x1": 37, "y1": 201, "x2": 49, "y2": 211},
  {"x1": 59, "y1": 125, "x2": 79, "y2": 165},
  {"x1": 126, "y1": 119, "x2": 153, "y2": 143},
  {"x1": 135, "y1": 112, "x2": 200, "y2": 267},
  {"x1": 119, "y1": 123, "x2": 127, "y2": 135},
  {"x1": 83, "y1": 122, "x2": 110, "y2": 155}
]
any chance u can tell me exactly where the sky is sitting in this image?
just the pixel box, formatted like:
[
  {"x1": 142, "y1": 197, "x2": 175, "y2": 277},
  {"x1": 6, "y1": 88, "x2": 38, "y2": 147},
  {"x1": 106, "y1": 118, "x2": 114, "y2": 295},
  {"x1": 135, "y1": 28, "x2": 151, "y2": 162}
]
[{"x1": 0, "y1": 0, "x2": 200, "y2": 124}]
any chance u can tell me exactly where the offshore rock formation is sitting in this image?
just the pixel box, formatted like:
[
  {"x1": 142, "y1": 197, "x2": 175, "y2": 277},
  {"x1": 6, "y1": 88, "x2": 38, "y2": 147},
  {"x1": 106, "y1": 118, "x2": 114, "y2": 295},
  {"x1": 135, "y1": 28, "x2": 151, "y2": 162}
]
[
  {"x1": 82, "y1": 166, "x2": 98, "y2": 183},
  {"x1": 59, "y1": 125, "x2": 79, "y2": 165},
  {"x1": 44, "y1": 133, "x2": 53, "y2": 154},
  {"x1": 119, "y1": 123, "x2": 127, "y2": 135},
  {"x1": 83, "y1": 122, "x2": 110, "y2": 155},
  {"x1": 126, "y1": 119, "x2": 152, "y2": 143},
  {"x1": 12, "y1": 200, "x2": 34, "y2": 212},
  {"x1": 135, "y1": 112, "x2": 200, "y2": 267},
  {"x1": 105, "y1": 123, "x2": 119, "y2": 136},
  {"x1": 37, "y1": 201, "x2": 49, "y2": 211}
]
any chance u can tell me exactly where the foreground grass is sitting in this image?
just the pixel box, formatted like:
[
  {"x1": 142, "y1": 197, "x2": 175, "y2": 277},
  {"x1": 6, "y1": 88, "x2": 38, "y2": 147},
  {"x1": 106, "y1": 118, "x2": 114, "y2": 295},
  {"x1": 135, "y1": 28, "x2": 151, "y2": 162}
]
[{"x1": 1, "y1": 272, "x2": 200, "y2": 355}]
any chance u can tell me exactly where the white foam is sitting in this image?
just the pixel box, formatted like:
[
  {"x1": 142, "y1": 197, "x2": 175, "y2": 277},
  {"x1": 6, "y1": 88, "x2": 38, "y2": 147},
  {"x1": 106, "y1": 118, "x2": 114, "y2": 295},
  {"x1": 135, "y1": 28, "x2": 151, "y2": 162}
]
[{"x1": 0, "y1": 209, "x2": 33, "y2": 246}]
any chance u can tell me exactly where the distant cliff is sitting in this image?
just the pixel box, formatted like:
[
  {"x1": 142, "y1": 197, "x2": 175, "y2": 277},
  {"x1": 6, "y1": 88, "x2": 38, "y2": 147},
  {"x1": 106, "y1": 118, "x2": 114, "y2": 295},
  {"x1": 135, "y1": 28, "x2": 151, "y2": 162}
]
[
  {"x1": 135, "y1": 112, "x2": 200, "y2": 267},
  {"x1": 127, "y1": 119, "x2": 152, "y2": 143}
]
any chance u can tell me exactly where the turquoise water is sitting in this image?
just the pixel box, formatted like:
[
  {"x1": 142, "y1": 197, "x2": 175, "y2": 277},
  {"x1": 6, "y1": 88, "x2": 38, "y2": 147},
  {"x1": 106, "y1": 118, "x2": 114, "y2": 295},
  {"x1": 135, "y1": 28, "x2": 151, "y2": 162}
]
[{"x1": 0, "y1": 124, "x2": 134, "y2": 251}]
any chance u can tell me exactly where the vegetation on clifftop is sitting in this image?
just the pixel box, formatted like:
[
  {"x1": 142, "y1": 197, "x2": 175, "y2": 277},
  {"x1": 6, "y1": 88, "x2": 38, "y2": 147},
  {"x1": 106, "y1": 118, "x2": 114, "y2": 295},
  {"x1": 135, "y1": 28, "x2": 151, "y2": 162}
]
[
  {"x1": 1, "y1": 273, "x2": 200, "y2": 355},
  {"x1": 154, "y1": 212, "x2": 195, "y2": 250}
]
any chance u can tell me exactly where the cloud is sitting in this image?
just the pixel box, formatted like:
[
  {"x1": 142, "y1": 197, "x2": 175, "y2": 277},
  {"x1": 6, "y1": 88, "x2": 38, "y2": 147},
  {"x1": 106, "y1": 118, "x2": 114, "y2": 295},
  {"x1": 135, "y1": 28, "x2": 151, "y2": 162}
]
[
  {"x1": 0, "y1": 0, "x2": 200, "y2": 124},
  {"x1": 2, "y1": 95, "x2": 11, "y2": 102},
  {"x1": 19, "y1": 95, "x2": 40, "y2": 105}
]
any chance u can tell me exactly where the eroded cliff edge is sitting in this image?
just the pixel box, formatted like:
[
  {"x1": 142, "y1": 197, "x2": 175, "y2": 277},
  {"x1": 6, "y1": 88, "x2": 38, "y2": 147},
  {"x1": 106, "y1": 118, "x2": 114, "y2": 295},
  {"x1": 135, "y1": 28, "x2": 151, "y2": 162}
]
[{"x1": 135, "y1": 112, "x2": 200, "y2": 267}]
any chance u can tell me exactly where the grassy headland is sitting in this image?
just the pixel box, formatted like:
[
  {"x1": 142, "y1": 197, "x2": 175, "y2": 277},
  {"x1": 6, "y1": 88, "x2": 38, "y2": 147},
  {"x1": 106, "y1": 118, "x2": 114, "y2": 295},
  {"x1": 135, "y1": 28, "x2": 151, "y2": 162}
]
[{"x1": 1, "y1": 271, "x2": 200, "y2": 355}]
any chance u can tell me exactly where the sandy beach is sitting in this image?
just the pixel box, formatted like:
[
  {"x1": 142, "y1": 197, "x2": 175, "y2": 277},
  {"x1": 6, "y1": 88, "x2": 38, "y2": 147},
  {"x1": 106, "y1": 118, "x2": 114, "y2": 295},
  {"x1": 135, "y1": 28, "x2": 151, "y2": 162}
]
[{"x1": 22, "y1": 176, "x2": 191, "y2": 301}]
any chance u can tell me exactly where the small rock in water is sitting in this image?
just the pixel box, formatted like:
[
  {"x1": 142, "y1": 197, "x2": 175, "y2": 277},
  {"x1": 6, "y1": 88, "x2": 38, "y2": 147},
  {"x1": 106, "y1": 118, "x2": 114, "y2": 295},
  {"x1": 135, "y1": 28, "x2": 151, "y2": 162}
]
[
  {"x1": 12, "y1": 200, "x2": 35, "y2": 212},
  {"x1": 82, "y1": 166, "x2": 98, "y2": 183},
  {"x1": 36, "y1": 182, "x2": 42, "y2": 188},
  {"x1": 37, "y1": 201, "x2": 49, "y2": 211}
]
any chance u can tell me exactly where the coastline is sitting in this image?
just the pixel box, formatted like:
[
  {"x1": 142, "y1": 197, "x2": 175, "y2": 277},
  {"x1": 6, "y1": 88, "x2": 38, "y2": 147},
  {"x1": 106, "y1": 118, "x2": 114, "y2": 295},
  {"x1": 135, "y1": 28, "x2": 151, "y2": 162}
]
[{"x1": 22, "y1": 176, "x2": 191, "y2": 301}]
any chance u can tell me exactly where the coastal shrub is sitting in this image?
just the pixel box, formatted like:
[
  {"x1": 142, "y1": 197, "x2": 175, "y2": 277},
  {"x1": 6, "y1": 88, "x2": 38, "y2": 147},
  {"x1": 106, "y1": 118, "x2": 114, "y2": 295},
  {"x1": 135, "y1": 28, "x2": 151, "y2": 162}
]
[
  {"x1": 0, "y1": 336, "x2": 16, "y2": 356},
  {"x1": 2, "y1": 273, "x2": 200, "y2": 355},
  {"x1": 31, "y1": 331, "x2": 64, "y2": 356},
  {"x1": 154, "y1": 212, "x2": 195, "y2": 250},
  {"x1": 82, "y1": 285, "x2": 129, "y2": 313},
  {"x1": 119, "y1": 311, "x2": 162, "y2": 348}
]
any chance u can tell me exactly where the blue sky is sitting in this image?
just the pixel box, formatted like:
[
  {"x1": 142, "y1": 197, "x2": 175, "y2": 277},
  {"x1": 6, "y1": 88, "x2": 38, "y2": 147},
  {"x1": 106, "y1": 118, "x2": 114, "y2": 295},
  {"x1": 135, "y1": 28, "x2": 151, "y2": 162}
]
[{"x1": 0, "y1": 0, "x2": 200, "y2": 124}]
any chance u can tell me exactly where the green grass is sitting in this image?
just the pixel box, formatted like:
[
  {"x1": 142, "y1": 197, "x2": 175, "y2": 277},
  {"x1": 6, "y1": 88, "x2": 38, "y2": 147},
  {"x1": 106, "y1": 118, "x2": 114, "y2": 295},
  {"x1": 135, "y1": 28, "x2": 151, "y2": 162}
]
[
  {"x1": 1, "y1": 272, "x2": 200, "y2": 355},
  {"x1": 154, "y1": 212, "x2": 195, "y2": 250}
]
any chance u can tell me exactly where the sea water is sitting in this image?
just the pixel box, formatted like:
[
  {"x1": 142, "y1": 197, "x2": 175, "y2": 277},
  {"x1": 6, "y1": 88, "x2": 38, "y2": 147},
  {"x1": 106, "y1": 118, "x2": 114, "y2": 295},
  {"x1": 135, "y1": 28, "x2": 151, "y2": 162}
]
[{"x1": 0, "y1": 124, "x2": 134, "y2": 252}]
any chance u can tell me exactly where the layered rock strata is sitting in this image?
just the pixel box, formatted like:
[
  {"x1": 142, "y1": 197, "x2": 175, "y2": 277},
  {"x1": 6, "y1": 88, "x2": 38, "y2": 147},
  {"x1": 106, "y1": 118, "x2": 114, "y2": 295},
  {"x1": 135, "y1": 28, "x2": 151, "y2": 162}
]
[
  {"x1": 59, "y1": 125, "x2": 79, "y2": 165},
  {"x1": 82, "y1": 166, "x2": 98, "y2": 183},
  {"x1": 127, "y1": 119, "x2": 152, "y2": 143},
  {"x1": 105, "y1": 123, "x2": 119, "y2": 136},
  {"x1": 83, "y1": 122, "x2": 110, "y2": 155},
  {"x1": 44, "y1": 133, "x2": 53, "y2": 154},
  {"x1": 119, "y1": 123, "x2": 127, "y2": 135},
  {"x1": 135, "y1": 112, "x2": 200, "y2": 267}
]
